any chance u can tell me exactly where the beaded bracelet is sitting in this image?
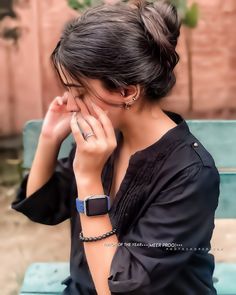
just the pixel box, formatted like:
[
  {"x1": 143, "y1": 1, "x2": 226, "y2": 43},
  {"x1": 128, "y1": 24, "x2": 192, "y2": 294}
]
[{"x1": 79, "y1": 228, "x2": 117, "y2": 242}]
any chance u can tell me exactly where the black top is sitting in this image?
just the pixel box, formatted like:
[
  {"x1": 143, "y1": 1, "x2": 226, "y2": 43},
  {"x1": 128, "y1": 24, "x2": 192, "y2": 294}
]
[{"x1": 11, "y1": 109, "x2": 220, "y2": 295}]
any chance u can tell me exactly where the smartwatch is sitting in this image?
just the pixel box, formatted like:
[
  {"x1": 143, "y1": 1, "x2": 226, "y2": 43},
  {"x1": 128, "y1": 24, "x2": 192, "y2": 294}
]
[{"x1": 76, "y1": 195, "x2": 111, "y2": 216}]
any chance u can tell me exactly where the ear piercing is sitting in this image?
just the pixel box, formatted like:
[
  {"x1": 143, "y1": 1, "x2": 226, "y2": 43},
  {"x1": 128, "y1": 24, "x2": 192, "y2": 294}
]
[
  {"x1": 120, "y1": 91, "x2": 139, "y2": 109},
  {"x1": 124, "y1": 96, "x2": 139, "y2": 109}
]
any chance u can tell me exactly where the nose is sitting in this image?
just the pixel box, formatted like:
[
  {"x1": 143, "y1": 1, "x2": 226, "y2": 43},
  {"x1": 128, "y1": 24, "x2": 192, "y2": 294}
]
[{"x1": 66, "y1": 95, "x2": 80, "y2": 112}]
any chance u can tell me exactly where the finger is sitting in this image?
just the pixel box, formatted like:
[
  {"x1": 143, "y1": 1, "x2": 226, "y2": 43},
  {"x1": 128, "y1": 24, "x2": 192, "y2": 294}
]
[
  {"x1": 84, "y1": 98, "x2": 97, "y2": 118},
  {"x1": 61, "y1": 91, "x2": 69, "y2": 104},
  {"x1": 49, "y1": 96, "x2": 63, "y2": 112},
  {"x1": 76, "y1": 112, "x2": 97, "y2": 142},
  {"x1": 70, "y1": 112, "x2": 87, "y2": 145},
  {"x1": 90, "y1": 101, "x2": 115, "y2": 140},
  {"x1": 55, "y1": 93, "x2": 68, "y2": 106},
  {"x1": 83, "y1": 115, "x2": 106, "y2": 141},
  {"x1": 55, "y1": 96, "x2": 63, "y2": 106}
]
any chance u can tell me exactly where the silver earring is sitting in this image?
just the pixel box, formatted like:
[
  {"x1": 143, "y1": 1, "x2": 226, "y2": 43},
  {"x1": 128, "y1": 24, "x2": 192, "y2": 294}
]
[{"x1": 124, "y1": 96, "x2": 138, "y2": 110}]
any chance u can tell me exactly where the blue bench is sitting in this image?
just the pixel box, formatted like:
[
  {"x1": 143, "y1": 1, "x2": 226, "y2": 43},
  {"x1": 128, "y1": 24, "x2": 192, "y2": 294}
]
[{"x1": 19, "y1": 119, "x2": 236, "y2": 295}]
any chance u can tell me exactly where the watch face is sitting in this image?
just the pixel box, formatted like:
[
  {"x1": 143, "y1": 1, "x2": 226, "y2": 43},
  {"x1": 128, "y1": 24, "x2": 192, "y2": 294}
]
[{"x1": 85, "y1": 197, "x2": 108, "y2": 216}]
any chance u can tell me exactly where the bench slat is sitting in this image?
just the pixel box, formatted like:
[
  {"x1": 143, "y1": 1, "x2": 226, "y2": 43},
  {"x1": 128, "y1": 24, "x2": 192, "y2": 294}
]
[
  {"x1": 186, "y1": 120, "x2": 236, "y2": 168},
  {"x1": 20, "y1": 263, "x2": 69, "y2": 294},
  {"x1": 216, "y1": 173, "x2": 236, "y2": 218},
  {"x1": 19, "y1": 262, "x2": 236, "y2": 295},
  {"x1": 22, "y1": 120, "x2": 75, "y2": 169},
  {"x1": 213, "y1": 262, "x2": 236, "y2": 294}
]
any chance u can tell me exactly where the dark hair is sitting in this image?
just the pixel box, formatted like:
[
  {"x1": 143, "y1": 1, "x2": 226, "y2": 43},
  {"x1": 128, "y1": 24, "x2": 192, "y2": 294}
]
[{"x1": 51, "y1": 0, "x2": 181, "y2": 107}]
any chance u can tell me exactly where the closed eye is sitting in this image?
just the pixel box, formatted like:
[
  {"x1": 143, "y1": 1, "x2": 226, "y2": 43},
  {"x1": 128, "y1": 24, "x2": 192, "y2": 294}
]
[{"x1": 75, "y1": 94, "x2": 85, "y2": 100}]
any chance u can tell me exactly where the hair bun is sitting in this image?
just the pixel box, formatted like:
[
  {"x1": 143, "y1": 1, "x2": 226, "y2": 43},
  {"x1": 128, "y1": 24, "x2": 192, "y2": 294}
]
[{"x1": 133, "y1": 0, "x2": 181, "y2": 52}]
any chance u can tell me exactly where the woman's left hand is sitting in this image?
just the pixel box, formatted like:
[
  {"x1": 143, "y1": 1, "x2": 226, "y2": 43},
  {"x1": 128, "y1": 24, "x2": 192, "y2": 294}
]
[{"x1": 70, "y1": 100, "x2": 117, "y2": 180}]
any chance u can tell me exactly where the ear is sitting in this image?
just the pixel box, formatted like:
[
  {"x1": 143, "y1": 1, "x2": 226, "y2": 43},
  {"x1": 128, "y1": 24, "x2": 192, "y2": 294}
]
[{"x1": 122, "y1": 84, "x2": 141, "y2": 100}]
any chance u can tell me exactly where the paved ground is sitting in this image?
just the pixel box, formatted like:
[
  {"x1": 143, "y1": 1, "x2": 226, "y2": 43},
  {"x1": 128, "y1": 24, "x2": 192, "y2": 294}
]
[{"x1": 0, "y1": 186, "x2": 70, "y2": 295}]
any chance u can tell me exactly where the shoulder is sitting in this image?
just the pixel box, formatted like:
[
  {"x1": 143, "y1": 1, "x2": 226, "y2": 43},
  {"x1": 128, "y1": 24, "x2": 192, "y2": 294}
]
[
  {"x1": 152, "y1": 132, "x2": 220, "y2": 197},
  {"x1": 161, "y1": 131, "x2": 219, "y2": 175}
]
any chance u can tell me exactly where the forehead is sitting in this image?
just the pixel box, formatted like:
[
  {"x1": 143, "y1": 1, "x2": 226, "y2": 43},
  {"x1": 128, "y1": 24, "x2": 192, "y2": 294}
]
[{"x1": 56, "y1": 63, "x2": 108, "y2": 96}]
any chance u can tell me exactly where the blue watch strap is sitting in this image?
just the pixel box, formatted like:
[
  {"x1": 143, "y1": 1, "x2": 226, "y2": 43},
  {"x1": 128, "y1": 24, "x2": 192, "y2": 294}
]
[
  {"x1": 76, "y1": 198, "x2": 85, "y2": 213},
  {"x1": 76, "y1": 195, "x2": 111, "y2": 215}
]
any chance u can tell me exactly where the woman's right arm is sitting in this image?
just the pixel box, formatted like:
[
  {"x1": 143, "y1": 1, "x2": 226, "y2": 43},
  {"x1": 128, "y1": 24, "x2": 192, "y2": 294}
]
[
  {"x1": 25, "y1": 91, "x2": 74, "y2": 199},
  {"x1": 26, "y1": 135, "x2": 61, "y2": 198},
  {"x1": 11, "y1": 92, "x2": 77, "y2": 225},
  {"x1": 11, "y1": 140, "x2": 76, "y2": 225}
]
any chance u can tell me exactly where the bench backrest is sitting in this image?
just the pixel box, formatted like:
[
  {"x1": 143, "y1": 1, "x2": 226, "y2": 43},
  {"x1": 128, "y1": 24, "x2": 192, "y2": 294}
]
[
  {"x1": 187, "y1": 120, "x2": 236, "y2": 219},
  {"x1": 22, "y1": 119, "x2": 236, "y2": 219},
  {"x1": 22, "y1": 120, "x2": 75, "y2": 170}
]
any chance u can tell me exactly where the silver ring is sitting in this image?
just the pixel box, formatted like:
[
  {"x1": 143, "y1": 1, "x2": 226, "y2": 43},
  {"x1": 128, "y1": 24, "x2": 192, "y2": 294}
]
[{"x1": 84, "y1": 132, "x2": 95, "y2": 140}]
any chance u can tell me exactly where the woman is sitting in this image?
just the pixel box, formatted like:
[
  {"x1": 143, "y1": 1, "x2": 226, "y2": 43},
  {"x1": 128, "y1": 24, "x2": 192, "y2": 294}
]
[{"x1": 12, "y1": 0, "x2": 220, "y2": 294}]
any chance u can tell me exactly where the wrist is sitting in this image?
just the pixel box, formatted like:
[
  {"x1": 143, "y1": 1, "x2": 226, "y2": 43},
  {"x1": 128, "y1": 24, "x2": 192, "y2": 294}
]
[
  {"x1": 37, "y1": 135, "x2": 61, "y2": 158},
  {"x1": 76, "y1": 175, "x2": 104, "y2": 201},
  {"x1": 75, "y1": 172, "x2": 102, "y2": 186},
  {"x1": 39, "y1": 133, "x2": 62, "y2": 147}
]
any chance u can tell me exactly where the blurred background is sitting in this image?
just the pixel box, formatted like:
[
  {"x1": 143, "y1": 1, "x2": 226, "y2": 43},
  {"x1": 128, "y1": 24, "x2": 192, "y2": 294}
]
[{"x1": 0, "y1": 0, "x2": 235, "y2": 294}]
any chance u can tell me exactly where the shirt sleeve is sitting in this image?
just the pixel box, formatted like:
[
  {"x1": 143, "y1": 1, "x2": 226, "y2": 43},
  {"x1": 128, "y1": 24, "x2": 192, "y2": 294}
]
[
  {"x1": 11, "y1": 143, "x2": 76, "y2": 225},
  {"x1": 107, "y1": 163, "x2": 220, "y2": 294}
]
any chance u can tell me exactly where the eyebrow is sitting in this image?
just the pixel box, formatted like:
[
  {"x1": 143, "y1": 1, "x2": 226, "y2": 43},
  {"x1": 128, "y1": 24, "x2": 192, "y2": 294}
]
[{"x1": 64, "y1": 83, "x2": 84, "y2": 88}]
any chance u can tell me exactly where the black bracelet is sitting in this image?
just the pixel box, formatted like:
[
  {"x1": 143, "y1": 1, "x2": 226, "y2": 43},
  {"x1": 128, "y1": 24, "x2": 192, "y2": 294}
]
[{"x1": 79, "y1": 228, "x2": 117, "y2": 242}]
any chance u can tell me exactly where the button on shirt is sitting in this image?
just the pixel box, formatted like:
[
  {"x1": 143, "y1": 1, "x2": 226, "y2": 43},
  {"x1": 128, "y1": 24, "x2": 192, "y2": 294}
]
[{"x1": 11, "y1": 110, "x2": 220, "y2": 295}]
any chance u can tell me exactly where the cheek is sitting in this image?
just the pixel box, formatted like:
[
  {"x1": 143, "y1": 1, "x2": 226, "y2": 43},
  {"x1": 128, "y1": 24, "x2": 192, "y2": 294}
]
[
  {"x1": 85, "y1": 96, "x2": 109, "y2": 117},
  {"x1": 86, "y1": 91, "x2": 125, "y2": 123}
]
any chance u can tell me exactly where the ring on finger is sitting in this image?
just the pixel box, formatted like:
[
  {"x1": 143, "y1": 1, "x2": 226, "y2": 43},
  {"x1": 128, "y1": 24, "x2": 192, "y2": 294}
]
[
  {"x1": 75, "y1": 113, "x2": 95, "y2": 141},
  {"x1": 83, "y1": 132, "x2": 96, "y2": 141}
]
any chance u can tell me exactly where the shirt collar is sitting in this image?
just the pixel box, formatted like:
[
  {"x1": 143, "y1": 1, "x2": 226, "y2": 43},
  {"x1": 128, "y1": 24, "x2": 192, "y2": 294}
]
[{"x1": 115, "y1": 109, "x2": 191, "y2": 164}]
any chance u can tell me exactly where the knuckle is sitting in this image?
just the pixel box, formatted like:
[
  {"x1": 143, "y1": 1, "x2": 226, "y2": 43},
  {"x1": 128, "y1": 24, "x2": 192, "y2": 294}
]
[
  {"x1": 112, "y1": 141, "x2": 117, "y2": 149},
  {"x1": 108, "y1": 139, "x2": 117, "y2": 148}
]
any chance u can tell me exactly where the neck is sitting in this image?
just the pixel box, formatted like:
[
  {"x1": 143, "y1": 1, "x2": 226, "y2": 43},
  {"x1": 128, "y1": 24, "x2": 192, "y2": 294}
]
[{"x1": 118, "y1": 105, "x2": 177, "y2": 156}]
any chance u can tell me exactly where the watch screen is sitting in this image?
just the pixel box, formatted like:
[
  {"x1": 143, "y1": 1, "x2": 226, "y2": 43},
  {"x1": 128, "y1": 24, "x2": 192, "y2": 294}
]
[{"x1": 86, "y1": 197, "x2": 108, "y2": 216}]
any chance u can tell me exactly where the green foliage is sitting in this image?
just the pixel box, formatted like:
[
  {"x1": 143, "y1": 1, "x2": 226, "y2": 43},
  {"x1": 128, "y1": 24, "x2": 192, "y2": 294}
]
[
  {"x1": 170, "y1": 0, "x2": 199, "y2": 28},
  {"x1": 67, "y1": 0, "x2": 199, "y2": 28},
  {"x1": 67, "y1": 0, "x2": 103, "y2": 11},
  {"x1": 67, "y1": 0, "x2": 90, "y2": 10},
  {"x1": 183, "y1": 3, "x2": 199, "y2": 28},
  {"x1": 170, "y1": 0, "x2": 187, "y2": 18}
]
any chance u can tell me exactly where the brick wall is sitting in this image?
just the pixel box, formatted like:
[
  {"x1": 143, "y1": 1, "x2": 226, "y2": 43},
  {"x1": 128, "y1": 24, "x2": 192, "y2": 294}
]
[{"x1": 0, "y1": 0, "x2": 235, "y2": 135}]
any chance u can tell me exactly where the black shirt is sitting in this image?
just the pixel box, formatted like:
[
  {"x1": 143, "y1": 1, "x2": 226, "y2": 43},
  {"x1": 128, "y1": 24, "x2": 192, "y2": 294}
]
[{"x1": 11, "y1": 109, "x2": 220, "y2": 295}]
